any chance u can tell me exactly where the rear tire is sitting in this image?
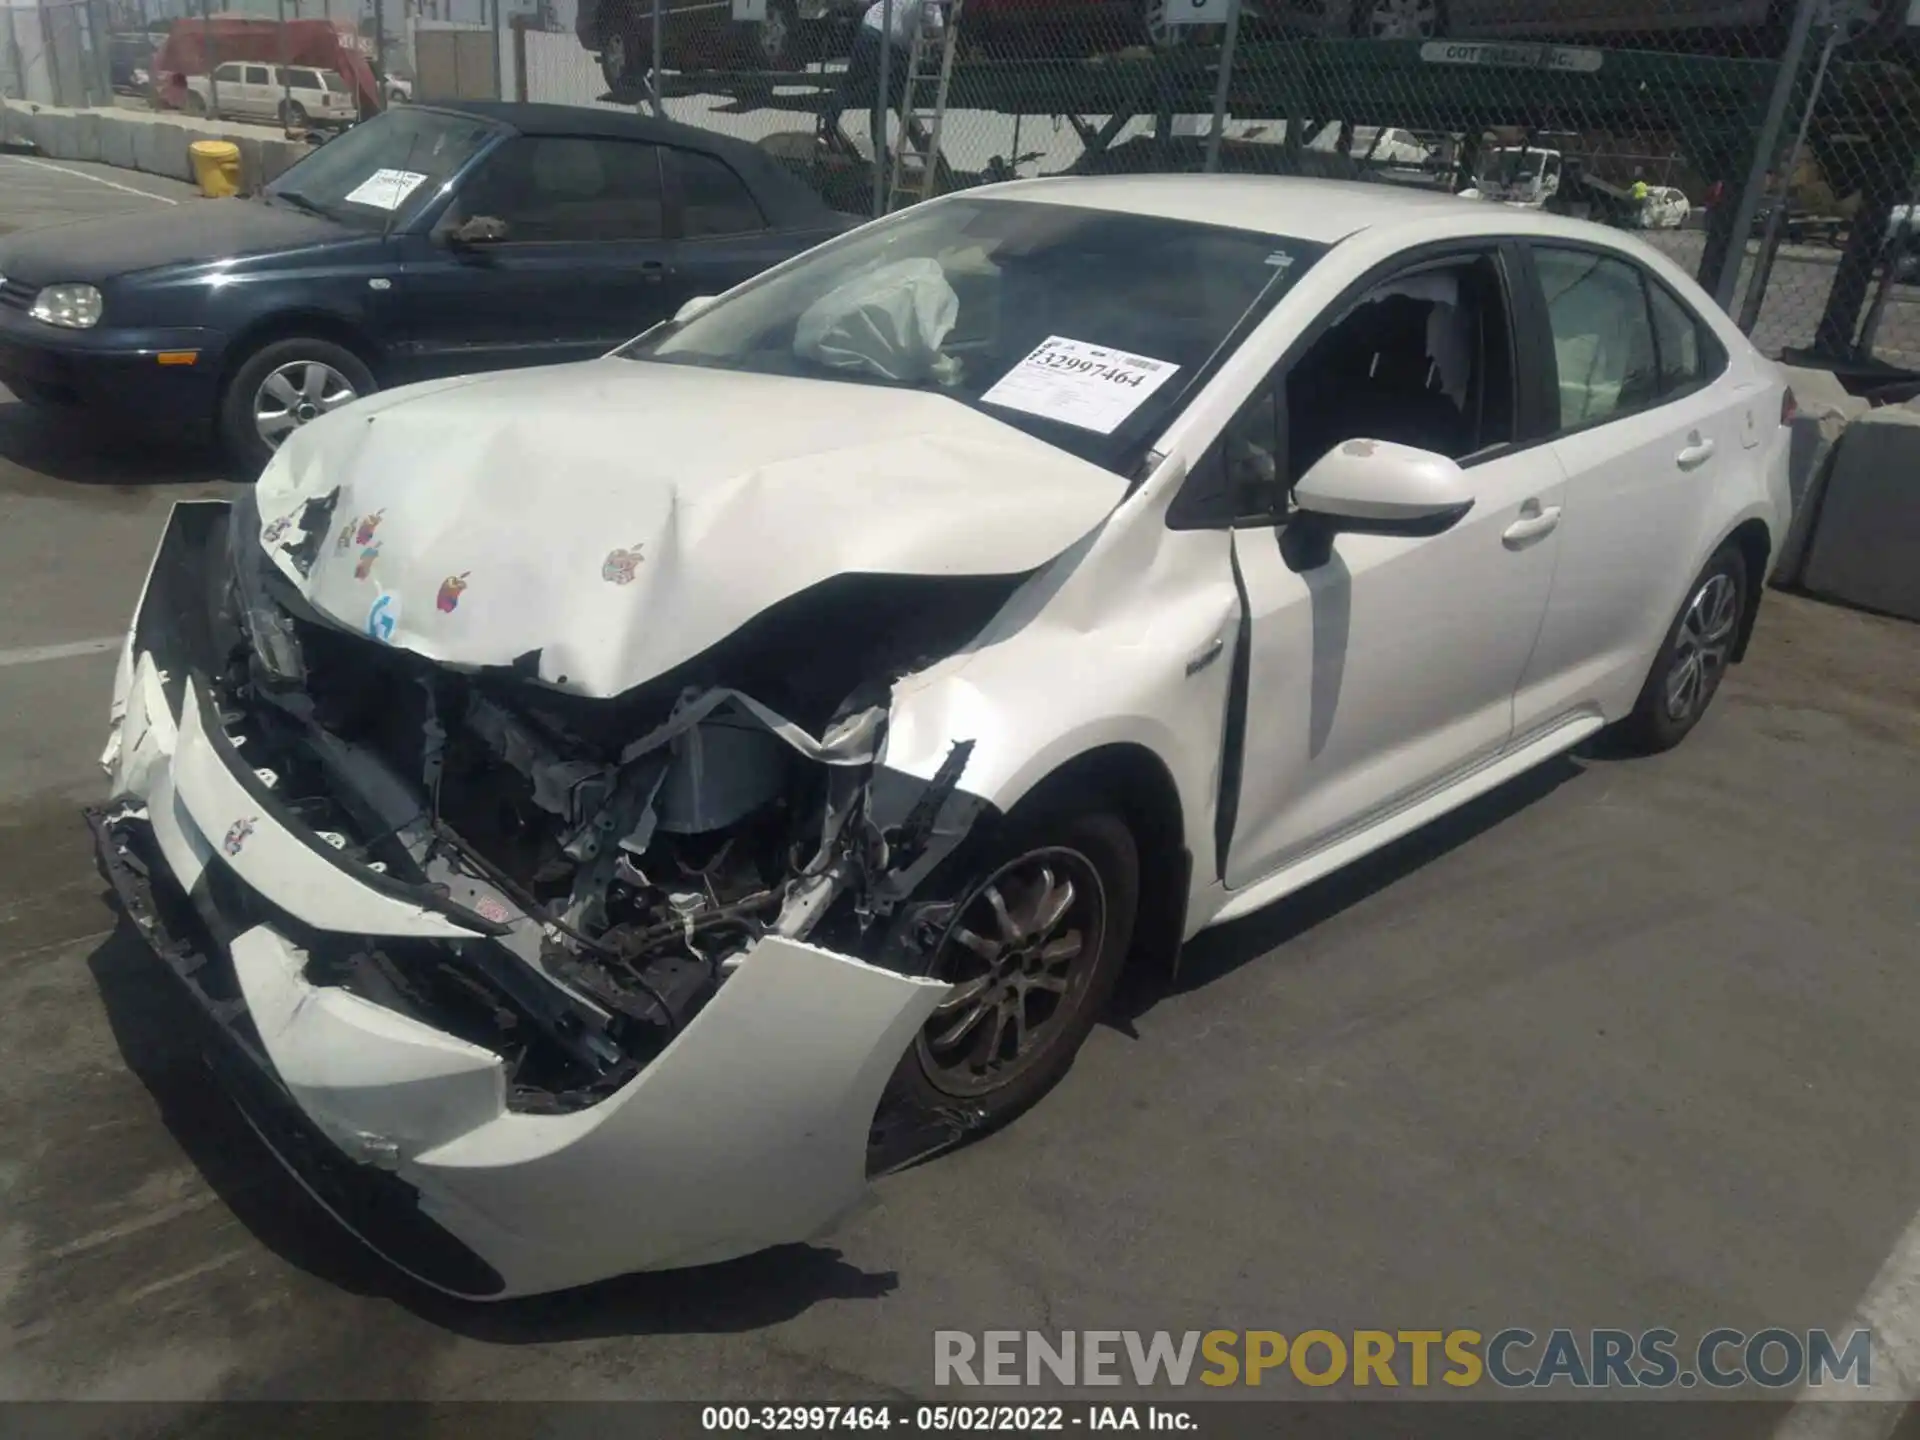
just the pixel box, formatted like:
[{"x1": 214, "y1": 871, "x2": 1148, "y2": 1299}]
[
  {"x1": 1613, "y1": 543, "x2": 1748, "y2": 755},
  {"x1": 279, "y1": 99, "x2": 308, "y2": 128},
  {"x1": 218, "y1": 337, "x2": 375, "y2": 477},
  {"x1": 891, "y1": 798, "x2": 1139, "y2": 1133}
]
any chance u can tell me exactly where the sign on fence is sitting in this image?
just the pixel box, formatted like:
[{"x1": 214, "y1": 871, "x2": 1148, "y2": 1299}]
[
  {"x1": 732, "y1": 0, "x2": 769, "y2": 21},
  {"x1": 1418, "y1": 41, "x2": 1605, "y2": 74}
]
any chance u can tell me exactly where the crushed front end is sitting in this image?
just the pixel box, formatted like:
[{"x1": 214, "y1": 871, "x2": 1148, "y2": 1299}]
[{"x1": 91, "y1": 498, "x2": 1003, "y2": 1298}]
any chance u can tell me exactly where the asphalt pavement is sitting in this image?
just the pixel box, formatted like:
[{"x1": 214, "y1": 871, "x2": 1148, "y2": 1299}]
[{"x1": 2, "y1": 155, "x2": 1919, "y2": 1431}]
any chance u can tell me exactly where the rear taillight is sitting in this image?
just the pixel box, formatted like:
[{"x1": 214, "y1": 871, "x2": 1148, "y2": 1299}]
[{"x1": 1781, "y1": 386, "x2": 1798, "y2": 426}]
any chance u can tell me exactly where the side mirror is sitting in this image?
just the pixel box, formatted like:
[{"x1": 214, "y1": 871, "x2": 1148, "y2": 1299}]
[
  {"x1": 1294, "y1": 439, "x2": 1474, "y2": 535},
  {"x1": 446, "y1": 214, "x2": 509, "y2": 247},
  {"x1": 673, "y1": 294, "x2": 718, "y2": 324}
]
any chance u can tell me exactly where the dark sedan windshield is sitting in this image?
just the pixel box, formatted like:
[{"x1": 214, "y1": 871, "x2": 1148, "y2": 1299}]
[
  {"x1": 619, "y1": 197, "x2": 1324, "y2": 471},
  {"x1": 264, "y1": 107, "x2": 500, "y2": 230}
]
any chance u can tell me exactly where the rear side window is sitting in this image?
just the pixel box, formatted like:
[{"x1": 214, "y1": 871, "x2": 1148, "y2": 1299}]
[
  {"x1": 289, "y1": 69, "x2": 323, "y2": 90},
  {"x1": 673, "y1": 150, "x2": 764, "y2": 238},
  {"x1": 243, "y1": 65, "x2": 269, "y2": 85},
  {"x1": 1534, "y1": 247, "x2": 1658, "y2": 429}
]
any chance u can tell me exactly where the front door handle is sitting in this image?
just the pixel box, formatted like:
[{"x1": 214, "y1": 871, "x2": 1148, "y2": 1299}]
[
  {"x1": 1503, "y1": 503, "x2": 1562, "y2": 547},
  {"x1": 1676, "y1": 436, "x2": 1716, "y2": 470},
  {"x1": 639, "y1": 259, "x2": 669, "y2": 284}
]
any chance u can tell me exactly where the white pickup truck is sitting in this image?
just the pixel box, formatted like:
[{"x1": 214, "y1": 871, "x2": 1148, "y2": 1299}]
[{"x1": 184, "y1": 62, "x2": 357, "y2": 129}]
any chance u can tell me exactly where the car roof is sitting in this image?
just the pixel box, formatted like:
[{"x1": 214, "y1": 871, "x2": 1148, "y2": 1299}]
[
  {"x1": 419, "y1": 100, "x2": 839, "y2": 229},
  {"x1": 971, "y1": 174, "x2": 1485, "y2": 244}
]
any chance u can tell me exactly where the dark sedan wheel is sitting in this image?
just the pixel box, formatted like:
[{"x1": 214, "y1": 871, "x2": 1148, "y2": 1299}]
[
  {"x1": 901, "y1": 803, "x2": 1138, "y2": 1129},
  {"x1": 219, "y1": 337, "x2": 375, "y2": 475},
  {"x1": 1615, "y1": 542, "x2": 1749, "y2": 754}
]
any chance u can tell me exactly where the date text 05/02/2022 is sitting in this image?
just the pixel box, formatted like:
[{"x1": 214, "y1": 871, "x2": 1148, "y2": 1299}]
[{"x1": 700, "y1": 1405, "x2": 1195, "y2": 1431}]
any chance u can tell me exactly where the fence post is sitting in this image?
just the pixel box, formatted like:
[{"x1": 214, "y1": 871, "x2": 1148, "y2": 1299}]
[
  {"x1": 1713, "y1": 0, "x2": 1820, "y2": 313},
  {"x1": 511, "y1": 12, "x2": 526, "y2": 101},
  {"x1": 873, "y1": 0, "x2": 893, "y2": 216},
  {"x1": 1736, "y1": 13, "x2": 1841, "y2": 335},
  {"x1": 204, "y1": 0, "x2": 220, "y2": 119},
  {"x1": 649, "y1": 0, "x2": 663, "y2": 115},
  {"x1": 1853, "y1": 172, "x2": 1920, "y2": 361},
  {"x1": 277, "y1": 0, "x2": 292, "y2": 131},
  {"x1": 1203, "y1": 0, "x2": 1243, "y2": 175}
]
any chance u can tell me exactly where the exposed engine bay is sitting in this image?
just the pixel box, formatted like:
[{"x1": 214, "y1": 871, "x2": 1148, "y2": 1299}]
[{"x1": 200, "y1": 493, "x2": 1012, "y2": 1117}]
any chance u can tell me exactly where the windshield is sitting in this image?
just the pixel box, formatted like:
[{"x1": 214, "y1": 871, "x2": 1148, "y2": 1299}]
[
  {"x1": 264, "y1": 107, "x2": 500, "y2": 230},
  {"x1": 1484, "y1": 151, "x2": 1550, "y2": 184},
  {"x1": 619, "y1": 197, "x2": 1323, "y2": 471}
]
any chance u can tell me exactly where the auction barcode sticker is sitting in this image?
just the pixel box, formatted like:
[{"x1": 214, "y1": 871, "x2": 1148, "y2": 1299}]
[{"x1": 981, "y1": 336, "x2": 1180, "y2": 435}]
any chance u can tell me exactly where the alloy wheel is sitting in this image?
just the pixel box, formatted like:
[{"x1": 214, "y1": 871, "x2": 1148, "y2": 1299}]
[
  {"x1": 1664, "y1": 571, "x2": 1740, "y2": 722},
  {"x1": 917, "y1": 847, "x2": 1108, "y2": 1099},
  {"x1": 1366, "y1": 0, "x2": 1441, "y2": 40},
  {"x1": 254, "y1": 360, "x2": 358, "y2": 451}
]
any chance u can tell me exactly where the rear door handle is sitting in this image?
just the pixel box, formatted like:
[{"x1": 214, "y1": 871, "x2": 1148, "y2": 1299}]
[
  {"x1": 1502, "y1": 504, "x2": 1562, "y2": 547},
  {"x1": 639, "y1": 259, "x2": 669, "y2": 283},
  {"x1": 1676, "y1": 437, "x2": 1716, "y2": 470}
]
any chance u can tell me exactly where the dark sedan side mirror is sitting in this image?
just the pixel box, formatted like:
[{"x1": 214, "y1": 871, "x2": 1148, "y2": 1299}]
[{"x1": 446, "y1": 214, "x2": 510, "y2": 247}]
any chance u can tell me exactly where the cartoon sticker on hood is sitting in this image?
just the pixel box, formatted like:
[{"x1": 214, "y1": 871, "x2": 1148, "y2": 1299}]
[{"x1": 256, "y1": 360, "x2": 1129, "y2": 698}]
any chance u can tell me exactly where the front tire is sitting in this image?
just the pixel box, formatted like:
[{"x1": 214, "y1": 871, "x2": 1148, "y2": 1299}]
[
  {"x1": 219, "y1": 337, "x2": 374, "y2": 475},
  {"x1": 1614, "y1": 543, "x2": 1749, "y2": 754},
  {"x1": 895, "y1": 801, "x2": 1139, "y2": 1131}
]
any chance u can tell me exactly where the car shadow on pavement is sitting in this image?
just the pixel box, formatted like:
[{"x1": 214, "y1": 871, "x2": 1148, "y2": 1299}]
[
  {"x1": 1161, "y1": 751, "x2": 1589, "y2": 1004},
  {"x1": 0, "y1": 397, "x2": 223, "y2": 487},
  {"x1": 84, "y1": 917, "x2": 900, "y2": 1342}
]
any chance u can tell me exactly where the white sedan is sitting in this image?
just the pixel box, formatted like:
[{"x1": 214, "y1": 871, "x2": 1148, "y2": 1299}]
[{"x1": 93, "y1": 175, "x2": 1792, "y2": 1299}]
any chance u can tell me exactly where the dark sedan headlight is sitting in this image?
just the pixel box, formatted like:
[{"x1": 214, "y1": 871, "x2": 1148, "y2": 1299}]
[{"x1": 30, "y1": 284, "x2": 104, "y2": 329}]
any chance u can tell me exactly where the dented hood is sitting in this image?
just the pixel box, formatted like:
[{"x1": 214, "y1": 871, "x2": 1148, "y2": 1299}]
[{"x1": 254, "y1": 359, "x2": 1126, "y2": 697}]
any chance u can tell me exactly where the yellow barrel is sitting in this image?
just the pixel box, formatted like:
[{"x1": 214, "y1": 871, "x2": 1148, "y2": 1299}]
[{"x1": 188, "y1": 139, "x2": 242, "y2": 198}]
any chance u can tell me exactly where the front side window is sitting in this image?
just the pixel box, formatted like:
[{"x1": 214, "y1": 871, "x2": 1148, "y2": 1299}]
[
  {"x1": 459, "y1": 137, "x2": 664, "y2": 242},
  {"x1": 214, "y1": 62, "x2": 242, "y2": 83},
  {"x1": 674, "y1": 150, "x2": 764, "y2": 237},
  {"x1": 621, "y1": 196, "x2": 1324, "y2": 473},
  {"x1": 1534, "y1": 247, "x2": 1658, "y2": 429},
  {"x1": 1287, "y1": 252, "x2": 1516, "y2": 477}
]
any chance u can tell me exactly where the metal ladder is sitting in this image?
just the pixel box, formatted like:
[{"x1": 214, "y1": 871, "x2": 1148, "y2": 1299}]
[{"x1": 887, "y1": 0, "x2": 965, "y2": 210}]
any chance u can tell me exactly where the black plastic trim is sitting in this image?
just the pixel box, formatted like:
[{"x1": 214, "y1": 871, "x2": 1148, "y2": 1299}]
[{"x1": 1211, "y1": 543, "x2": 1254, "y2": 884}]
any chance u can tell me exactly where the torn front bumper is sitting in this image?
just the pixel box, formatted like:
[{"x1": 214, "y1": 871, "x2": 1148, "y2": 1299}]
[{"x1": 92, "y1": 502, "x2": 949, "y2": 1299}]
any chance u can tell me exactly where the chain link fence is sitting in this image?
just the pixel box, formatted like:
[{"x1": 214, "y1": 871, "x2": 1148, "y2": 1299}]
[{"x1": 494, "y1": 0, "x2": 1920, "y2": 374}]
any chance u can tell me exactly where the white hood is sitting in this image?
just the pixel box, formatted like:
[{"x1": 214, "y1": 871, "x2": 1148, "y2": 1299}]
[{"x1": 254, "y1": 359, "x2": 1127, "y2": 698}]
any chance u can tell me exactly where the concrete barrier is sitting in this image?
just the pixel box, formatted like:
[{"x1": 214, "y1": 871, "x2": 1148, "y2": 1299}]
[
  {"x1": 1776, "y1": 365, "x2": 1873, "y2": 589},
  {"x1": 1, "y1": 100, "x2": 287, "y2": 189},
  {"x1": 1799, "y1": 403, "x2": 1920, "y2": 622}
]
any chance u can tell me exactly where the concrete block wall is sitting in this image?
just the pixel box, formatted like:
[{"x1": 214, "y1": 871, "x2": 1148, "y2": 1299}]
[{"x1": 1, "y1": 100, "x2": 307, "y2": 192}]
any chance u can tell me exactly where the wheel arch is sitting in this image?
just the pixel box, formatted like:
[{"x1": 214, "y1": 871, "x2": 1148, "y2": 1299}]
[
  {"x1": 214, "y1": 309, "x2": 385, "y2": 417},
  {"x1": 998, "y1": 742, "x2": 1192, "y2": 996},
  {"x1": 1723, "y1": 515, "x2": 1773, "y2": 664}
]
